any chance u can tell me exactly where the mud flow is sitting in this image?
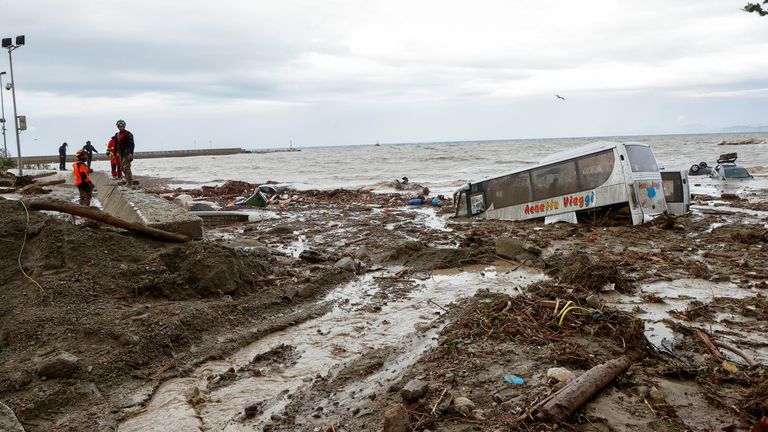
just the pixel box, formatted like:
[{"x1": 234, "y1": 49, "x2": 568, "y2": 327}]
[{"x1": 1, "y1": 179, "x2": 768, "y2": 431}]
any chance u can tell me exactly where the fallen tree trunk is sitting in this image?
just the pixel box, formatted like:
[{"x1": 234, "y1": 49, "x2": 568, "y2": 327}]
[
  {"x1": 532, "y1": 355, "x2": 633, "y2": 421},
  {"x1": 35, "y1": 178, "x2": 66, "y2": 187},
  {"x1": 30, "y1": 171, "x2": 57, "y2": 179},
  {"x1": 27, "y1": 198, "x2": 191, "y2": 243}
]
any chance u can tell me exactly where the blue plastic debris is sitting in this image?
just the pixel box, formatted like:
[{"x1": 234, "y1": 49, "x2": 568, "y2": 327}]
[
  {"x1": 407, "y1": 198, "x2": 424, "y2": 205},
  {"x1": 504, "y1": 374, "x2": 525, "y2": 385}
]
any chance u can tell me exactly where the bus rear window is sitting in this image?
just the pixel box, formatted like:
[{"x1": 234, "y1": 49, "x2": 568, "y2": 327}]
[{"x1": 625, "y1": 145, "x2": 659, "y2": 173}]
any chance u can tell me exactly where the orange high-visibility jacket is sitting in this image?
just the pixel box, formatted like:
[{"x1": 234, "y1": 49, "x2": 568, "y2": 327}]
[{"x1": 73, "y1": 160, "x2": 91, "y2": 186}]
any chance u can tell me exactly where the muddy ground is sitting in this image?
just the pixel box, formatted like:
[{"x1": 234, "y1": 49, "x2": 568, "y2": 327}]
[{"x1": 1, "y1": 178, "x2": 767, "y2": 431}]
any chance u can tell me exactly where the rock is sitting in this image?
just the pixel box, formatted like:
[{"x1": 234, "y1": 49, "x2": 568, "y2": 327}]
[
  {"x1": 37, "y1": 352, "x2": 80, "y2": 379},
  {"x1": 118, "y1": 333, "x2": 141, "y2": 347},
  {"x1": 495, "y1": 238, "x2": 540, "y2": 262},
  {"x1": 546, "y1": 367, "x2": 575, "y2": 385},
  {"x1": 452, "y1": 396, "x2": 475, "y2": 416},
  {"x1": 243, "y1": 402, "x2": 263, "y2": 418},
  {"x1": 334, "y1": 257, "x2": 357, "y2": 273},
  {"x1": 297, "y1": 284, "x2": 318, "y2": 299},
  {"x1": 636, "y1": 385, "x2": 650, "y2": 398},
  {"x1": 172, "y1": 194, "x2": 194, "y2": 208},
  {"x1": 648, "y1": 387, "x2": 665, "y2": 403},
  {"x1": 267, "y1": 224, "x2": 299, "y2": 235},
  {"x1": 0, "y1": 402, "x2": 24, "y2": 432},
  {"x1": 299, "y1": 249, "x2": 325, "y2": 263},
  {"x1": 381, "y1": 404, "x2": 410, "y2": 432},
  {"x1": 270, "y1": 413, "x2": 282, "y2": 421},
  {"x1": 492, "y1": 393, "x2": 503, "y2": 403},
  {"x1": 585, "y1": 294, "x2": 601, "y2": 309},
  {"x1": 189, "y1": 202, "x2": 216, "y2": 211},
  {"x1": 399, "y1": 379, "x2": 429, "y2": 402}
]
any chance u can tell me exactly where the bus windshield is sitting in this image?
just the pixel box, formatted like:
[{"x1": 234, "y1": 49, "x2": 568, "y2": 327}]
[{"x1": 625, "y1": 145, "x2": 659, "y2": 173}]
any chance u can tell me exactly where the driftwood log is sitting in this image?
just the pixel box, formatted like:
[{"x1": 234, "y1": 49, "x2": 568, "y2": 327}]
[
  {"x1": 35, "y1": 178, "x2": 66, "y2": 187},
  {"x1": 529, "y1": 355, "x2": 633, "y2": 421},
  {"x1": 715, "y1": 340, "x2": 758, "y2": 367},
  {"x1": 697, "y1": 329, "x2": 725, "y2": 361},
  {"x1": 27, "y1": 198, "x2": 191, "y2": 243},
  {"x1": 30, "y1": 171, "x2": 57, "y2": 179}
]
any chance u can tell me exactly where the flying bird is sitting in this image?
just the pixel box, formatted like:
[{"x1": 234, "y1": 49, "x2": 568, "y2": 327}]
[{"x1": 555, "y1": 94, "x2": 566, "y2": 101}]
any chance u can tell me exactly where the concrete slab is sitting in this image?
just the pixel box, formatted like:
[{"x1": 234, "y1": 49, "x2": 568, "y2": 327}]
[
  {"x1": 91, "y1": 172, "x2": 203, "y2": 239},
  {"x1": 190, "y1": 211, "x2": 251, "y2": 227}
]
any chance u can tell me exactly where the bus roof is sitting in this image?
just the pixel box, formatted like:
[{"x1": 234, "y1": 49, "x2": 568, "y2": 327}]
[
  {"x1": 538, "y1": 141, "x2": 649, "y2": 164},
  {"x1": 465, "y1": 141, "x2": 650, "y2": 187}
]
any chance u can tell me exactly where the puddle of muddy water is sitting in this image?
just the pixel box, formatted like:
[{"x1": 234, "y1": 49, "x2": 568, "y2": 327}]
[
  {"x1": 118, "y1": 264, "x2": 545, "y2": 432},
  {"x1": 692, "y1": 204, "x2": 768, "y2": 220},
  {"x1": 406, "y1": 207, "x2": 451, "y2": 232},
  {"x1": 603, "y1": 278, "x2": 768, "y2": 363},
  {"x1": 274, "y1": 234, "x2": 307, "y2": 258}
]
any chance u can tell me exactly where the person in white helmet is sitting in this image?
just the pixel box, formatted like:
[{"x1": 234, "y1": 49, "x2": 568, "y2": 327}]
[{"x1": 113, "y1": 119, "x2": 135, "y2": 188}]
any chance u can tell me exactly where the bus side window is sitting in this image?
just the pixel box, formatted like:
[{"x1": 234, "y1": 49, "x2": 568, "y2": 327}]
[
  {"x1": 532, "y1": 160, "x2": 579, "y2": 201},
  {"x1": 488, "y1": 172, "x2": 532, "y2": 207},
  {"x1": 576, "y1": 150, "x2": 615, "y2": 190}
]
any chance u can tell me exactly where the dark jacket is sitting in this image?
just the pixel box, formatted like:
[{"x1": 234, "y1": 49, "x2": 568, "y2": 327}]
[
  {"x1": 115, "y1": 130, "x2": 135, "y2": 157},
  {"x1": 58, "y1": 144, "x2": 67, "y2": 156},
  {"x1": 82, "y1": 143, "x2": 98, "y2": 156}
]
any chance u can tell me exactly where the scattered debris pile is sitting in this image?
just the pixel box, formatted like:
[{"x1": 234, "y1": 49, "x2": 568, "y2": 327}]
[
  {"x1": 547, "y1": 251, "x2": 635, "y2": 294},
  {"x1": 718, "y1": 138, "x2": 763, "y2": 145},
  {"x1": 372, "y1": 240, "x2": 492, "y2": 271},
  {"x1": 0, "y1": 171, "x2": 62, "y2": 195}
]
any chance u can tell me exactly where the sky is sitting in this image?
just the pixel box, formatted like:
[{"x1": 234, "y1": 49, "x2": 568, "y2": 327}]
[{"x1": 0, "y1": 0, "x2": 766, "y2": 155}]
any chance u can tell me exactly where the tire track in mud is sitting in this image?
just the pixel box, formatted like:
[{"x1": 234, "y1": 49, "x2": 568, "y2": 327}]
[{"x1": 118, "y1": 266, "x2": 545, "y2": 431}]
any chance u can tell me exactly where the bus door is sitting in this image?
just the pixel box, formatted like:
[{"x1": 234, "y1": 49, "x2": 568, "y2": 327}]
[
  {"x1": 623, "y1": 144, "x2": 668, "y2": 223},
  {"x1": 661, "y1": 170, "x2": 690, "y2": 216},
  {"x1": 454, "y1": 186, "x2": 470, "y2": 217}
]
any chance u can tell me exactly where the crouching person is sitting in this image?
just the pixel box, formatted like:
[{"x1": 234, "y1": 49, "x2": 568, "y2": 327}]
[{"x1": 73, "y1": 150, "x2": 96, "y2": 206}]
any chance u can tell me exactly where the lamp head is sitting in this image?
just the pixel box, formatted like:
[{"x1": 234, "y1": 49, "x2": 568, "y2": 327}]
[
  {"x1": 1, "y1": 38, "x2": 11, "y2": 48},
  {"x1": 5, "y1": 83, "x2": 12, "y2": 91},
  {"x1": 15, "y1": 35, "x2": 25, "y2": 46},
  {"x1": 0, "y1": 71, "x2": 6, "y2": 76}
]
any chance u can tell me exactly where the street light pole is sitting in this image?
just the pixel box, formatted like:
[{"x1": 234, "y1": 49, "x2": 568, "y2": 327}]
[
  {"x1": 2, "y1": 35, "x2": 24, "y2": 175},
  {"x1": 0, "y1": 71, "x2": 7, "y2": 157},
  {"x1": 7, "y1": 47, "x2": 22, "y2": 174}
]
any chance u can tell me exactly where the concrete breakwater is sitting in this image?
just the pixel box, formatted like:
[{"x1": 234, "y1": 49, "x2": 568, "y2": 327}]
[
  {"x1": 20, "y1": 147, "x2": 299, "y2": 165},
  {"x1": 21, "y1": 147, "x2": 245, "y2": 165}
]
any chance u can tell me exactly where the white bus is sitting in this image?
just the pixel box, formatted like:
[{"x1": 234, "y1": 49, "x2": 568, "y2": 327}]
[{"x1": 454, "y1": 141, "x2": 667, "y2": 225}]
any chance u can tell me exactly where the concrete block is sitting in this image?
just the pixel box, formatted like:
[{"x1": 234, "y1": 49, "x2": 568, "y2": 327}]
[{"x1": 91, "y1": 172, "x2": 203, "y2": 239}]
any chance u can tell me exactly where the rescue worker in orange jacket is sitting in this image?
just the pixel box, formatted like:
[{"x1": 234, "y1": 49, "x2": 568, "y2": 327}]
[
  {"x1": 73, "y1": 150, "x2": 96, "y2": 206},
  {"x1": 106, "y1": 137, "x2": 122, "y2": 179}
]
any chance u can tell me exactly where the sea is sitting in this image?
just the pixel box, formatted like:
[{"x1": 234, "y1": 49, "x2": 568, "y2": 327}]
[{"x1": 89, "y1": 132, "x2": 768, "y2": 195}]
